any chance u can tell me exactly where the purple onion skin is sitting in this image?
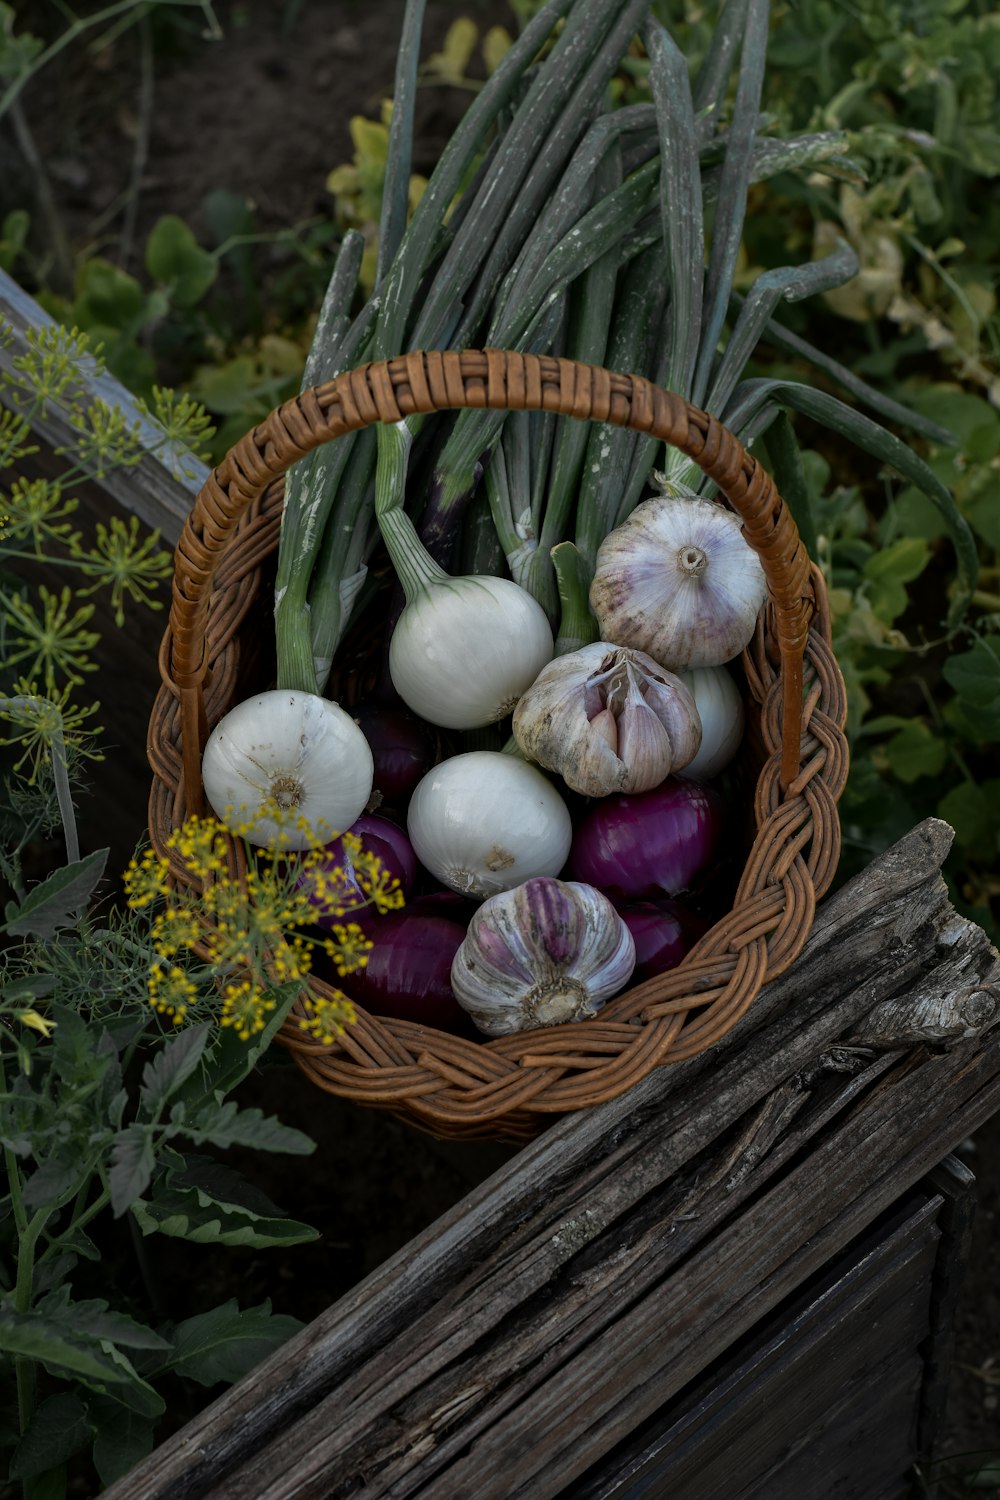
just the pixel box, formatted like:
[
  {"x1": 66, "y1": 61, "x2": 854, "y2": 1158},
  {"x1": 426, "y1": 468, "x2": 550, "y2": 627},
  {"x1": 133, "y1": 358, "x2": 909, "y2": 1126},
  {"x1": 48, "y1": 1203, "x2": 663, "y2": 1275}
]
[
  {"x1": 404, "y1": 889, "x2": 481, "y2": 926},
  {"x1": 303, "y1": 815, "x2": 418, "y2": 930},
  {"x1": 347, "y1": 912, "x2": 470, "y2": 1031},
  {"x1": 352, "y1": 703, "x2": 436, "y2": 806},
  {"x1": 567, "y1": 778, "x2": 724, "y2": 901},
  {"x1": 617, "y1": 903, "x2": 688, "y2": 983}
]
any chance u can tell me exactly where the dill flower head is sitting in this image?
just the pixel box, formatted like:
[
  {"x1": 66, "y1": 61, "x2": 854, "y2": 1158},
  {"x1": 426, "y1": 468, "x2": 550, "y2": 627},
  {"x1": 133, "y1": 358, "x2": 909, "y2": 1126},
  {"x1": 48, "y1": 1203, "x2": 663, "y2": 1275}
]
[{"x1": 119, "y1": 810, "x2": 398, "y2": 1043}]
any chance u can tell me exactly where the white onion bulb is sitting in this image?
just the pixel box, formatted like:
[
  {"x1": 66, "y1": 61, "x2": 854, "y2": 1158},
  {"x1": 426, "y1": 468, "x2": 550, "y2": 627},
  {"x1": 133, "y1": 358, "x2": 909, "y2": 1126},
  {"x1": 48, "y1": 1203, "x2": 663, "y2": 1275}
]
[
  {"x1": 406, "y1": 751, "x2": 572, "y2": 898},
  {"x1": 201, "y1": 689, "x2": 373, "y2": 849},
  {"x1": 678, "y1": 666, "x2": 745, "y2": 781},
  {"x1": 390, "y1": 576, "x2": 554, "y2": 729},
  {"x1": 589, "y1": 494, "x2": 768, "y2": 670}
]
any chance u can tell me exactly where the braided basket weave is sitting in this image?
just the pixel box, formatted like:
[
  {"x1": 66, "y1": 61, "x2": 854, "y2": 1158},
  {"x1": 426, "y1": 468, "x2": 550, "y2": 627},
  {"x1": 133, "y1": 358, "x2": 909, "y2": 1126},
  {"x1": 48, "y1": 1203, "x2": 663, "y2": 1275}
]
[{"x1": 147, "y1": 349, "x2": 849, "y2": 1142}]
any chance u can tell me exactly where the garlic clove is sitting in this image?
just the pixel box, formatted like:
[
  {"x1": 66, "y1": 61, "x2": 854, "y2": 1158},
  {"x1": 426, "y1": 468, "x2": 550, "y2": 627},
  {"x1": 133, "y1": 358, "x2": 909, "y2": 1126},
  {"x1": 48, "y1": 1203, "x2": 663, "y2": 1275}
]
[
  {"x1": 450, "y1": 876, "x2": 636, "y2": 1036},
  {"x1": 512, "y1": 642, "x2": 701, "y2": 798},
  {"x1": 589, "y1": 707, "x2": 618, "y2": 753},
  {"x1": 615, "y1": 693, "x2": 675, "y2": 788},
  {"x1": 589, "y1": 495, "x2": 768, "y2": 671}
]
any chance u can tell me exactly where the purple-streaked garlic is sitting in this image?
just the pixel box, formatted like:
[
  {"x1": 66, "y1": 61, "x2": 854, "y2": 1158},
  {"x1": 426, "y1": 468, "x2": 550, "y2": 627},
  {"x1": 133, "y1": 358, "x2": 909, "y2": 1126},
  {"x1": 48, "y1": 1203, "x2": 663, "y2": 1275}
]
[
  {"x1": 589, "y1": 494, "x2": 768, "y2": 671},
  {"x1": 511, "y1": 642, "x2": 701, "y2": 797},
  {"x1": 450, "y1": 876, "x2": 636, "y2": 1036}
]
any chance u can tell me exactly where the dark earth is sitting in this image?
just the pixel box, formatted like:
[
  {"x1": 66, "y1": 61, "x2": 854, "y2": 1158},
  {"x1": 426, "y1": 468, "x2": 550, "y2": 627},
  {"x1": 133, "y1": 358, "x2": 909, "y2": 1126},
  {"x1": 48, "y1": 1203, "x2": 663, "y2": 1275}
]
[{"x1": 5, "y1": 1, "x2": 999, "y2": 1493}]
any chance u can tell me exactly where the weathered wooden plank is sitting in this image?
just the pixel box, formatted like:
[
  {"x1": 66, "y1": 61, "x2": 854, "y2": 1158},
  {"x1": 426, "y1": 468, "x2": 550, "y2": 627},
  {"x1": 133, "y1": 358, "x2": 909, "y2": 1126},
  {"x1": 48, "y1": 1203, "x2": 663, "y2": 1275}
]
[
  {"x1": 235, "y1": 954, "x2": 1000, "y2": 1494},
  {"x1": 571, "y1": 1191, "x2": 943, "y2": 1497},
  {"x1": 99, "y1": 821, "x2": 999, "y2": 1500},
  {"x1": 746, "y1": 1358, "x2": 924, "y2": 1500},
  {"x1": 916, "y1": 1154, "x2": 978, "y2": 1459},
  {"x1": 440, "y1": 1043, "x2": 1000, "y2": 1500},
  {"x1": 0, "y1": 268, "x2": 208, "y2": 543},
  {"x1": 587, "y1": 1210, "x2": 940, "y2": 1499}
]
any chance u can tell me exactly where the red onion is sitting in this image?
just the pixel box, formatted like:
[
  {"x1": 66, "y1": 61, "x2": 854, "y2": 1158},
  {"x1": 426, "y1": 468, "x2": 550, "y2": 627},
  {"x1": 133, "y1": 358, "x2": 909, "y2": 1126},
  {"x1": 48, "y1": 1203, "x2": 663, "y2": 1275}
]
[
  {"x1": 300, "y1": 814, "x2": 417, "y2": 929},
  {"x1": 404, "y1": 889, "x2": 481, "y2": 927},
  {"x1": 347, "y1": 912, "x2": 470, "y2": 1031},
  {"x1": 567, "y1": 778, "x2": 723, "y2": 901},
  {"x1": 617, "y1": 902, "x2": 688, "y2": 983},
  {"x1": 351, "y1": 703, "x2": 436, "y2": 806}
]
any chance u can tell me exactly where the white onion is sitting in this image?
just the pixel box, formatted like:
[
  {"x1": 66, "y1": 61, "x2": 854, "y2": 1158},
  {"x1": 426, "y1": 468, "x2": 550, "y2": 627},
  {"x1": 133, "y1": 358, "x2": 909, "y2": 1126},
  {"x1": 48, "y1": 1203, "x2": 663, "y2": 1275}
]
[
  {"x1": 375, "y1": 422, "x2": 553, "y2": 730},
  {"x1": 390, "y1": 576, "x2": 554, "y2": 729},
  {"x1": 201, "y1": 689, "x2": 373, "y2": 849},
  {"x1": 678, "y1": 666, "x2": 745, "y2": 780},
  {"x1": 407, "y1": 751, "x2": 573, "y2": 898}
]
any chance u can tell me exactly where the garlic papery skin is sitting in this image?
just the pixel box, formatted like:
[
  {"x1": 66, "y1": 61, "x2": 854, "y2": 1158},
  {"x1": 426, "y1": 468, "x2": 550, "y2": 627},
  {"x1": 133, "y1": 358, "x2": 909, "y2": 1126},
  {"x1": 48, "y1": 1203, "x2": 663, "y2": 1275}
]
[
  {"x1": 389, "y1": 575, "x2": 554, "y2": 729},
  {"x1": 406, "y1": 751, "x2": 572, "y2": 898},
  {"x1": 678, "y1": 667, "x2": 745, "y2": 781},
  {"x1": 451, "y1": 877, "x2": 636, "y2": 1036},
  {"x1": 512, "y1": 643, "x2": 701, "y2": 797},
  {"x1": 201, "y1": 690, "x2": 374, "y2": 850},
  {"x1": 589, "y1": 495, "x2": 768, "y2": 671}
]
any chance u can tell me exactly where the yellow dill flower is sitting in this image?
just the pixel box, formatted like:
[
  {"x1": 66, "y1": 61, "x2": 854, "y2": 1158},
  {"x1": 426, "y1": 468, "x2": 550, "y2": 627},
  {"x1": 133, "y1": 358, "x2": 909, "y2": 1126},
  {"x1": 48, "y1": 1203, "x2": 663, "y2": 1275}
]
[
  {"x1": 124, "y1": 848, "x2": 172, "y2": 909},
  {"x1": 270, "y1": 936, "x2": 312, "y2": 982},
  {"x1": 166, "y1": 814, "x2": 231, "y2": 880},
  {"x1": 151, "y1": 905, "x2": 202, "y2": 958},
  {"x1": 349, "y1": 847, "x2": 404, "y2": 913},
  {"x1": 202, "y1": 873, "x2": 250, "y2": 925},
  {"x1": 277, "y1": 854, "x2": 351, "y2": 924},
  {"x1": 324, "y1": 923, "x2": 373, "y2": 977},
  {"x1": 201, "y1": 915, "x2": 254, "y2": 973},
  {"x1": 298, "y1": 992, "x2": 356, "y2": 1045},
  {"x1": 219, "y1": 979, "x2": 275, "y2": 1041},
  {"x1": 148, "y1": 962, "x2": 199, "y2": 1024}
]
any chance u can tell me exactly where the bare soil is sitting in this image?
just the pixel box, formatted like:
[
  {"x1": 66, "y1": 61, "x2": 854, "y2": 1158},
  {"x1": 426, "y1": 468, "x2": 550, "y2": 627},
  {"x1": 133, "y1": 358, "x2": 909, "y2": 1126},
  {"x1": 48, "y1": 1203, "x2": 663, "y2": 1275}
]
[{"x1": 5, "y1": 0, "x2": 999, "y2": 1492}]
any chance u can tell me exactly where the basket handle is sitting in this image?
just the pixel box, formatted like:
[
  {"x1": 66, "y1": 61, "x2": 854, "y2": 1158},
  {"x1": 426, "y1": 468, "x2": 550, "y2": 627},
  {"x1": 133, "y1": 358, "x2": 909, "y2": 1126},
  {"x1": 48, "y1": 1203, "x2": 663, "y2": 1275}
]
[{"x1": 168, "y1": 348, "x2": 816, "y2": 806}]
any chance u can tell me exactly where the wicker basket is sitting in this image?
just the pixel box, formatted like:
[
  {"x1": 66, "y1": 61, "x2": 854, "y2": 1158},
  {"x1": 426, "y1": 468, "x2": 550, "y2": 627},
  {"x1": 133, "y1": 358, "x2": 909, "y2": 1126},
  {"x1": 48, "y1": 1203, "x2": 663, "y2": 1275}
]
[{"x1": 147, "y1": 349, "x2": 849, "y2": 1142}]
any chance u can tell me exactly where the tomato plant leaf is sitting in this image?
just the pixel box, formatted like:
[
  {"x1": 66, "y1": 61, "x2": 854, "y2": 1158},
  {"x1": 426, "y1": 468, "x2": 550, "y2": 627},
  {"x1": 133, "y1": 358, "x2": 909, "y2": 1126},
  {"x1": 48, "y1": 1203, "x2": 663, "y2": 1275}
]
[
  {"x1": 109, "y1": 1124, "x2": 156, "y2": 1218},
  {"x1": 139, "y1": 1023, "x2": 212, "y2": 1114},
  {"x1": 167, "y1": 1299, "x2": 303, "y2": 1387},
  {"x1": 8, "y1": 1394, "x2": 92, "y2": 1480},
  {"x1": 882, "y1": 722, "x2": 948, "y2": 783},
  {"x1": 87, "y1": 1398, "x2": 157, "y2": 1488},
  {"x1": 4, "y1": 848, "x2": 108, "y2": 938}
]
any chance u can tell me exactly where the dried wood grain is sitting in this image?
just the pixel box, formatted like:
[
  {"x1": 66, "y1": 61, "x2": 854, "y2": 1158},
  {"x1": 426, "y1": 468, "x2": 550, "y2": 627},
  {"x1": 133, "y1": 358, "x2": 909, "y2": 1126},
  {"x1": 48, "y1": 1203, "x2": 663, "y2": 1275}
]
[{"x1": 573, "y1": 1192, "x2": 943, "y2": 1498}]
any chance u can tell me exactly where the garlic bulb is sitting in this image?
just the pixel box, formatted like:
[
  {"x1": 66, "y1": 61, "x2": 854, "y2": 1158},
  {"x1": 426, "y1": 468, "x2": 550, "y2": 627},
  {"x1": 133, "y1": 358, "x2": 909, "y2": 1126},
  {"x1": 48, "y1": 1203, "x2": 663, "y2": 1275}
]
[
  {"x1": 589, "y1": 494, "x2": 768, "y2": 671},
  {"x1": 677, "y1": 666, "x2": 745, "y2": 781},
  {"x1": 201, "y1": 689, "x2": 373, "y2": 850},
  {"x1": 451, "y1": 877, "x2": 636, "y2": 1035},
  {"x1": 406, "y1": 751, "x2": 572, "y2": 898},
  {"x1": 512, "y1": 643, "x2": 701, "y2": 797},
  {"x1": 390, "y1": 575, "x2": 554, "y2": 729}
]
